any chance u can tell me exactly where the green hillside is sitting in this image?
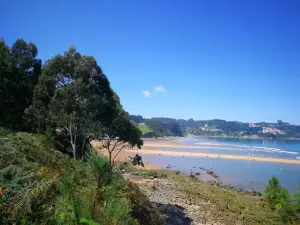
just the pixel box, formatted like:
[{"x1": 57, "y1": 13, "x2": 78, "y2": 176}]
[{"x1": 138, "y1": 125, "x2": 153, "y2": 135}]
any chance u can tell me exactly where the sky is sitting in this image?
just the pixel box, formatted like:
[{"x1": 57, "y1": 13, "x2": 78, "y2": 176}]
[{"x1": 1, "y1": 0, "x2": 300, "y2": 124}]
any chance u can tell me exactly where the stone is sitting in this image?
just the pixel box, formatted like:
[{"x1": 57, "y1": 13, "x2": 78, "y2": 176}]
[{"x1": 238, "y1": 214, "x2": 244, "y2": 220}]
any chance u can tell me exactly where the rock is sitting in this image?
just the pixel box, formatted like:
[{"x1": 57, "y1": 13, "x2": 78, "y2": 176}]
[
  {"x1": 238, "y1": 214, "x2": 244, "y2": 220},
  {"x1": 195, "y1": 172, "x2": 201, "y2": 175},
  {"x1": 207, "y1": 170, "x2": 213, "y2": 175},
  {"x1": 121, "y1": 169, "x2": 126, "y2": 173},
  {"x1": 175, "y1": 170, "x2": 180, "y2": 174}
]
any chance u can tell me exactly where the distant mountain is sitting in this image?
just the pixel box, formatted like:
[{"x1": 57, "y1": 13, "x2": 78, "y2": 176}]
[{"x1": 130, "y1": 115, "x2": 300, "y2": 139}]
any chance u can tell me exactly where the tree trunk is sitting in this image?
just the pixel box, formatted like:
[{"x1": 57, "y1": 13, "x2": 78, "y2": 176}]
[
  {"x1": 108, "y1": 152, "x2": 113, "y2": 172},
  {"x1": 71, "y1": 143, "x2": 76, "y2": 159}
]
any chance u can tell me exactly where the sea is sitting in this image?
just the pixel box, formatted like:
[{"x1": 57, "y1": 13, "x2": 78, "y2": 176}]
[{"x1": 142, "y1": 137, "x2": 300, "y2": 193}]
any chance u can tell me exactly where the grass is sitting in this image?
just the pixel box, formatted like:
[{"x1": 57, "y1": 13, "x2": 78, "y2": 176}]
[
  {"x1": 138, "y1": 125, "x2": 153, "y2": 135},
  {"x1": 168, "y1": 172, "x2": 282, "y2": 224},
  {"x1": 131, "y1": 169, "x2": 294, "y2": 225}
]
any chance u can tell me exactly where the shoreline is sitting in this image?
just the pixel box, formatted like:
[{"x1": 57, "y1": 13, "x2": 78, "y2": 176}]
[
  {"x1": 127, "y1": 149, "x2": 300, "y2": 165},
  {"x1": 185, "y1": 134, "x2": 300, "y2": 141}
]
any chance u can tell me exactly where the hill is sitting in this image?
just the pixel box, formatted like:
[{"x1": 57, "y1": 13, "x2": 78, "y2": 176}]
[{"x1": 130, "y1": 115, "x2": 300, "y2": 139}]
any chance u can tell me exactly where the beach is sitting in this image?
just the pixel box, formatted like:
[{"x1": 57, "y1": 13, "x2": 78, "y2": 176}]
[
  {"x1": 92, "y1": 137, "x2": 300, "y2": 165},
  {"x1": 127, "y1": 149, "x2": 300, "y2": 165},
  {"x1": 92, "y1": 137, "x2": 300, "y2": 193},
  {"x1": 132, "y1": 138, "x2": 300, "y2": 165}
]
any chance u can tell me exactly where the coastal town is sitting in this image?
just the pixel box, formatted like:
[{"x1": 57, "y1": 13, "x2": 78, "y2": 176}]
[{"x1": 132, "y1": 115, "x2": 299, "y2": 139}]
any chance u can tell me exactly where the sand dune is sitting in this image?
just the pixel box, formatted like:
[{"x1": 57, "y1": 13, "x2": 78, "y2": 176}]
[{"x1": 127, "y1": 149, "x2": 300, "y2": 165}]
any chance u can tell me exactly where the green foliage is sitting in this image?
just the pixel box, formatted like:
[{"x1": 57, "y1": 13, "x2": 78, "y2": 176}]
[
  {"x1": 294, "y1": 185, "x2": 300, "y2": 213},
  {"x1": 0, "y1": 132, "x2": 157, "y2": 224},
  {"x1": 55, "y1": 175, "x2": 99, "y2": 225},
  {"x1": 86, "y1": 149, "x2": 112, "y2": 189},
  {"x1": 79, "y1": 218, "x2": 100, "y2": 225},
  {"x1": 139, "y1": 125, "x2": 153, "y2": 135},
  {"x1": 145, "y1": 118, "x2": 182, "y2": 137},
  {"x1": 0, "y1": 39, "x2": 41, "y2": 130},
  {"x1": 97, "y1": 107, "x2": 143, "y2": 171},
  {"x1": 264, "y1": 177, "x2": 287, "y2": 206},
  {"x1": 0, "y1": 126, "x2": 12, "y2": 136},
  {"x1": 264, "y1": 176, "x2": 296, "y2": 222},
  {"x1": 0, "y1": 37, "x2": 151, "y2": 224},
  {"x1": 130, "y1": 154, "x2": 145, "y2": 167}
]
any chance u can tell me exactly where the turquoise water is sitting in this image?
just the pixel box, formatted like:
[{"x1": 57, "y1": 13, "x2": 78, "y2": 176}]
[
  {"x1": 143, "y1": 137, "x2": 300, "y2": 193},
  {"x1": 197, "y1": 136, "x2": 300, "y2": 153},
  {"x1": 180, "y1": 137, "x2": 300, "y2": 159}
]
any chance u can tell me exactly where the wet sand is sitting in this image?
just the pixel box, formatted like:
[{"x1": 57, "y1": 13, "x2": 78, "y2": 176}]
[
  {"x1": 127, "y1": 149, "x2": 300, "y2": 165},
  {"x1": 92, "y1": 139, "x2": 300, "y2": 166},
  {"x1": 143, "y1": 143, "x2": 245, "y2": 150}
]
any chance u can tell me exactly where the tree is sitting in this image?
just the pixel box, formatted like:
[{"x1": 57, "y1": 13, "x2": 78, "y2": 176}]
[
  {"x1": 0, "y1": 39, "x2": 41, "y2": 129},
  {"x1": 96, "y1": 107, "x2": 143, "y2": 171},
  {"x1": 129, "y1": 115, "x2": 144, "y2": 124},
  {"x1": 26, "y1": 47, "x2": 117, "y2": 159}
]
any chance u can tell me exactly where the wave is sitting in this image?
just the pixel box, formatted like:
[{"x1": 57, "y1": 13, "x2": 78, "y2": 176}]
[
  {"x1": 250, "y1": 146, "x2": 298, "y2": 155},
  {"x1": 192, "y1": 140, "x2": 299, "y2": 155}
]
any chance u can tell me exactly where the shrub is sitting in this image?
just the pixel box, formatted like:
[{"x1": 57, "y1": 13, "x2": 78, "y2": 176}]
[
  {"x1": 0, "y1": 126, "x2": 11, "y2": 136},
  {"x1": 264, "y1": 176, "x2": 295, "y2": 222},
  {"x1": 130, "y1": 154, "x2": 144, "y2": 167},
  {"x1": 0, "y1": 133, "x2": 162, "y2": 224},
  {"x1": 86, "y1": 149, "x2": 112, "y2": 189}
]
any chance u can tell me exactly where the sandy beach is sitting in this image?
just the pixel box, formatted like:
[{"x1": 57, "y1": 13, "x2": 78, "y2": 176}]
[
  {"x1": 92, "y1": 139, "x2": 300, "y2": 165},
  {"x1": 127, "y1": 149, "x2": 300, "y2": 165},
  {"x1": 136, "y1": 139, "x2": 300, "y2": 165}
]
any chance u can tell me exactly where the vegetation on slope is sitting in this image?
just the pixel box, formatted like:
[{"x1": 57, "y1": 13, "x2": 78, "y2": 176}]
[
  {"x1": 0, "y1": 133, "x2": 163, "y2": 224},
  {"x1": 139, "y1": 125, "x2": 153, "y2": 135},
  {"x1": 0, "y1": 38, "x2": 163, "y2": 224}
]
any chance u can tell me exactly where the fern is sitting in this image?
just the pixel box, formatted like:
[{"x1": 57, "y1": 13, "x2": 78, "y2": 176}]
[
  {"x1": 86, "y1": 149, "x2": 111, "y2": 189},
  {"x1": 79, "y1": 218, "x2": 101, "y2": 225}
]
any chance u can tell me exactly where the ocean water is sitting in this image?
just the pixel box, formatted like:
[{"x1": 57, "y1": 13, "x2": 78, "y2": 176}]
[
  {"x1": 142, "y1": 137, "x2": 300, "y2": 193},
  {"x1": 180, "y1": 137, "x2": 300, "y2": 159}
]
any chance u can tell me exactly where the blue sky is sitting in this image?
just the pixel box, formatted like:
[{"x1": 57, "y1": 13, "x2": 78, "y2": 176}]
[{"x1": 1, "y1": 0, "x2": 300, "y2": 124}]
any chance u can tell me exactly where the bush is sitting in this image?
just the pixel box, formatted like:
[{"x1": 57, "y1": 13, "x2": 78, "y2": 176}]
[
  {"x1": 0, "y1": 132, "x2": 162, "y2": 224},
  {"x1": 130, "y1": 154, "x2": 144, "y2": 167},
  {"x1": 0, "y1": 126, "x2": 11, "y2": 136},
  {"x1": 264, "y1": 176, "x2": 295, "y2": 222}
]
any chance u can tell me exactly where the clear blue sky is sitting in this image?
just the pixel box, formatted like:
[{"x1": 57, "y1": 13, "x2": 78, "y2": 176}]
[{"x1": 2, "y1": 0, "x2": 300, "y2": 124}]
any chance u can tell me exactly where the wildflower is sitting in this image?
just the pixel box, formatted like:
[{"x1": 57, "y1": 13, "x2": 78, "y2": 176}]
[
  {"x1": 55, "y1": 171, "x2": 60, "y2": 178},
  {"x1": 39, "y1": 167, "x2": 45, "y2": 173}
]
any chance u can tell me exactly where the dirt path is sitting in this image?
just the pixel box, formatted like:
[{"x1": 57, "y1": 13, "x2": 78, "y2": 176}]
[{"x1": 123, "y1": 172, "x2": 223, "y2": 225}]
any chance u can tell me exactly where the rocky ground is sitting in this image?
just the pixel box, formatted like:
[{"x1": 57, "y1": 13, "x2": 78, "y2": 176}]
[
  {"x1": 122, "y1": 168, "x2": 282, "y2": 225},
  {"x1": 123, "y1": 172, "x2": 224, "y2": 225}
]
